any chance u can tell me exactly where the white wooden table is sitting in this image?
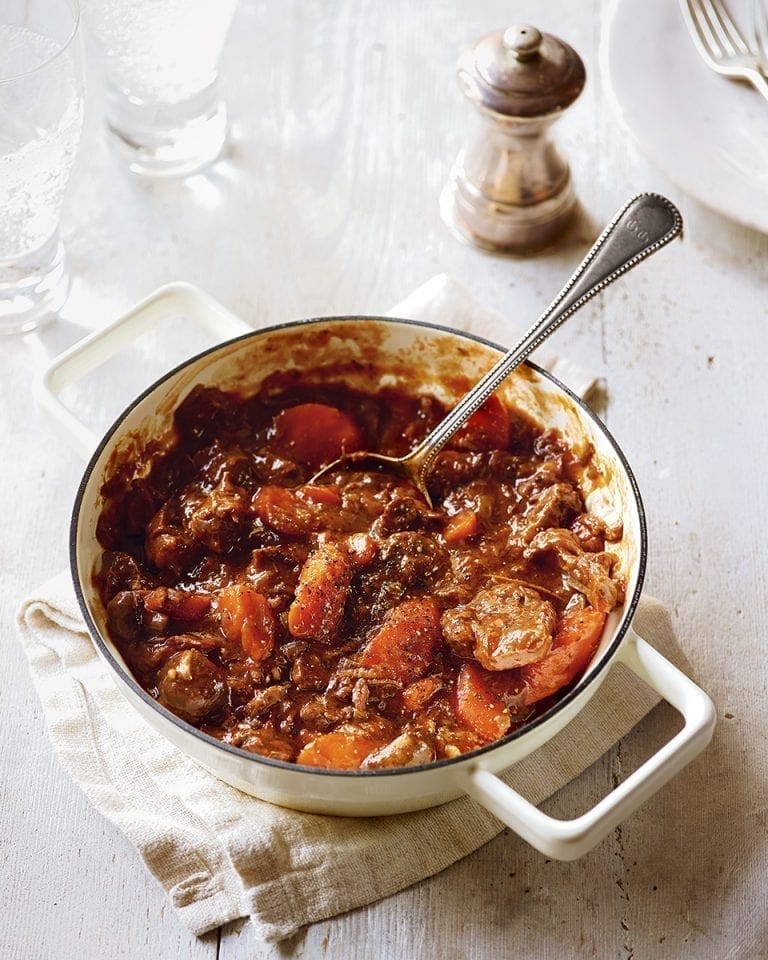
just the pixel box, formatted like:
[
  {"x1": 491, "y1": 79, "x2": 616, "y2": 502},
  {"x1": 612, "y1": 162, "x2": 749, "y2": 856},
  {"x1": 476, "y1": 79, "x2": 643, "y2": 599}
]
[{"x1": 4, "y1": 2, "x2": 767, "y2": 957}]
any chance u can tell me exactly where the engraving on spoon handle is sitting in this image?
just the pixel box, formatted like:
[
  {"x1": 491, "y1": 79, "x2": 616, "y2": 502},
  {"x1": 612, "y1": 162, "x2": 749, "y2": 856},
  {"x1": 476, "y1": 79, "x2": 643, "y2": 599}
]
[
  {"x1": 528, "y1": 192, "x2": 683, "y2": 334},
  {"x1": 411, "y1": 192, "x2": 683, "y2": 483}
]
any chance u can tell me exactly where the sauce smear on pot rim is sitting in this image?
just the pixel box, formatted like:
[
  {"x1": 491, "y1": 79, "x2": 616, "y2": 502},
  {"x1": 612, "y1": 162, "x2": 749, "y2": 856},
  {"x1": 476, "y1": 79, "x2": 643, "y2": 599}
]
[{"x1": 95, "y1": 374, "x2": 625, "y2": 770}]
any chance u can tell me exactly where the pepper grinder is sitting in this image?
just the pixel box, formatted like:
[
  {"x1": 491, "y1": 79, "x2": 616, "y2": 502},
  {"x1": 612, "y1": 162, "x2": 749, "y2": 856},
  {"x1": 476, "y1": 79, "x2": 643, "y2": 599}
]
[{"x1": 441, "y1": 23, "x2": 586, "y2": 254}]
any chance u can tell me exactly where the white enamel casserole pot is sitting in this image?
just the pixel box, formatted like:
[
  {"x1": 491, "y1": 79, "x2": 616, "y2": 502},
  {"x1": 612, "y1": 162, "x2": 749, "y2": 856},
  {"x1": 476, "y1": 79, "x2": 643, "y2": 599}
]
[{"x1": 39, "y1": 283, "x2": 716, "y2": 861}]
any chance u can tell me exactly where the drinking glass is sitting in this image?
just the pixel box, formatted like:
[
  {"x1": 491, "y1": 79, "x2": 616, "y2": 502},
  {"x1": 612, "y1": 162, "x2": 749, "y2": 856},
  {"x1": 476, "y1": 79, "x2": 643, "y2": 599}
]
[
  {"x1": 81, "y1": 0, "x2": 238, "y2": 178},
  {"x1": 0, "y1": 0, "x2": 84, "y2": 336}
]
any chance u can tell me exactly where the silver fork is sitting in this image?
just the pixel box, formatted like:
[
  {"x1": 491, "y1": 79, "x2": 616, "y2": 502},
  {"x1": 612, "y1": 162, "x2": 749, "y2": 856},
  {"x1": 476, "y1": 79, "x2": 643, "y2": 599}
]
[
  {"x1": 755, "y1": 0, "x2": 768, "y2": 68},
  {"x1": 681, "y1": 0, "x2": 768, "y2": 101}
]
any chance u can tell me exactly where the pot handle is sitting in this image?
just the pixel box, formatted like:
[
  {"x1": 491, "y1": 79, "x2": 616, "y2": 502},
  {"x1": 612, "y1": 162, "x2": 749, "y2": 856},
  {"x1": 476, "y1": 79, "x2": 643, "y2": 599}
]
[
  {"x1": 35, "y1": 282, "x2": 252, "y2": 460},
  {"x1": 460, "y1": 628, "x2": 716, "y2": 860}
]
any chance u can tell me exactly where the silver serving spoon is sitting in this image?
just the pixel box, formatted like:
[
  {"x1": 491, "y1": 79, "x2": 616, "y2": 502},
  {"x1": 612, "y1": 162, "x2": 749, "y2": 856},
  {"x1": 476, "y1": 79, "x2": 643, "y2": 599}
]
[{"x1": 313, "y1": 193, "x2": 683, "y2": 504}]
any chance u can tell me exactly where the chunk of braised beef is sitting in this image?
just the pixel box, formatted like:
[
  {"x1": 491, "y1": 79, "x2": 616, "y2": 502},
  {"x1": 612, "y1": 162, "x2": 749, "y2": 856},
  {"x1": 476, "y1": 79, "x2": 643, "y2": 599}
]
[
  {"x1": 243, "y1": 684, "x2": 289, "y2": 717},
  {"x1": 143, "y1": 609, "x2": 170, "y2": 634},
  {"x1": 107, "y1": 590, "x2": 145, "y2": 641},
  {"x1": 251, "y1": 448, "x2": 303, "y2": 485},
  {"x1": 224, "y1": 661, "x2": 284, "y2": 701},
  {"x1": 122, "y1": 636, "x2": 176, "y2": 679},
  {"x1": 533, "y1": 429, "x2": 569, "y2": 461},
  {"x1": 485, "y1": 450, "x2": 524, "y2": 482},
  {"x1": 246, "y1": 542, "x2": 308, "y2": 608},
  {"x1": 379, "y1": 531, "x2": 449, "y2": 587},
  {"x1": 426, "y1": 450, "x2": 483, "y2": 500},
  {"x1": 338, "y1": 475, "x2": 395, "y2": 518},
  {"x1": 194, "y1": 441, "x2": 261, "y2": 491},
  {"x1": 145, "y1": 499, "x2": 201, "y2": 575},
  {"x1": 119, "y1": 479, "x2": 162, "y2": 539},
  {"x1": 354, "y1": 531, "x2": 449, "y2": 622},
  {"x1": 518, "y1": 482, "x2": 583, "y2": 542},
  {"x1": 349, "y1": 677, "x2": 370, "y2": 718},
  {"x1": 280, "y1": 640, "x2": 308, "y2": 661},
  {"x1": 442, "y1": 478, "x2": 499, "y2": 525},
  {"x1": 175, "y1": 386, "x2": 244, "y2": 445},
  {"x1": 570, "y1": 512, "x2": 607, "y2": 553},
  {"x1": 360, "y1": 730, "x2": 435, "y2": 769},
  {"x1": 95, "y1": 502, "x2": 123, "y2": 551},
  {"x1": 100, "y1": 551, "x2": 147, "y2": 599},
  {"x1": 289, "y1": 651, "x2": 330, "y2": 690},
  {"x1": 184, "y1": 477, "x2": 253, "y2": 554},
  {"x1": 179, "y1": 555, "x2": 243, "y2": 592},
  {"x1": 523, "y1": 528, "x2": 623, "y2": 613},
  {"x1": 433, "y1": 551, "x2": 492, "y2": 605},
  {"x1": 145, "y1": 451, "x2": 196, "y2": 503},
  {"x1": 157, "y1": 648, "x2": 228, "y2": 721},
  {"x1": 441, "y1": 582, "x2": 556, "y2": 670},
  {"x1": 299, "y1": 692, "x2": 352, "y2": 730},
  {"x1": 515, "y1": 460, "x2": 563, "y2": 500},
  {"x1": 370, "y1": 494, "x2": 440, "y2": 538},
  {"x1": 121, "y1": 633, "x2": 220, "y2": 685},
  {"x1": 228, "y1": 726, "x2": 296, "y2": 762},
  {"x1": 568, "y1": 553, "x2": 623, "y2": 613},
  {"x1": 95, "y1": 482, "x2": 157, "y2": 549}
]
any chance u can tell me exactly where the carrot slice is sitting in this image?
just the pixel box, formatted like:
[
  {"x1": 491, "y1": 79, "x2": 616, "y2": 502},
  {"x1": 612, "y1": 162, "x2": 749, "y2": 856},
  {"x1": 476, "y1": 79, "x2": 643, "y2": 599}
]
[
  {"x1": 288, "y1": 542, "x2": 353, "y2": 642},
  {"x1": 217, "y1": 584, "x2": 276, "y2": 662},
  {"x1": 454, "y1": 661, "x2": 511, "y2": 742},
  {"x1": 144, "y1": 587, "x2": 211, "y2": 621},
  {"x1": 252, "y1": 485, "x2": 317, "y2": 536},
  {"x1": 453, "y1": 394, "x2": 510, "y2": 452},
  {"x1": 359, "y1": 597, "x2": 442, "y2": 684},
  {"x1": 298, "y1": 484, "x2": 342, "y2": 505},
  {"x1": 443, "y1": 508, "x2": 479, "y2": 543},
  {"x1": 272, "y1": 403, "x2": 363, "y2": 469},
  {"x1": 521, "y1": 607, "x2": 606, "y2": 706},
  {"x1": 297, "y1": 731, "x2": 386, "y2": 770}
]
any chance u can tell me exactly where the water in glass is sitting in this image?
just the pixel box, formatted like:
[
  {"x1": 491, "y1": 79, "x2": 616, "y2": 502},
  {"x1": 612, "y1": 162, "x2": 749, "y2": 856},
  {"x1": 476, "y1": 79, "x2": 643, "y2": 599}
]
[
  {"x1": 82, "y1": 0, "x2": 238, "y2": 177},
  {"x1": 0, "y1": 2, "x2": 84, "y2": 335}
]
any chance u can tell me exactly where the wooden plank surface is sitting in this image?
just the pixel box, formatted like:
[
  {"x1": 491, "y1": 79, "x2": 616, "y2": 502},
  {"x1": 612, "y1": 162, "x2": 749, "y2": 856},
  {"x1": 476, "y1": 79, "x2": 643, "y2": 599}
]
[{"x1": 3, "y1": 1, "x2": 766, "y2": 957}]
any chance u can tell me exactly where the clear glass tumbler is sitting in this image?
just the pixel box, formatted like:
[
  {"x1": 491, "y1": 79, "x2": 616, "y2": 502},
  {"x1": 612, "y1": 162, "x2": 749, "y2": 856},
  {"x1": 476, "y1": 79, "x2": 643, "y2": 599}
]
[
  {"x1": 82, "y1": 0, "x2": 238, "y2": 178},
  {"x1": 0, "y1": 0, "x2": 84, "y2": 336}
]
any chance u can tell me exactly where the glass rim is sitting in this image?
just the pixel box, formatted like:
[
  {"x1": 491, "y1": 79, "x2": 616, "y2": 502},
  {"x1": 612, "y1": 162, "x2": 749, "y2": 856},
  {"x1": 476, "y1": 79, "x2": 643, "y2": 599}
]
[{"x1": 0, "y1": 0, "x2": 80, "y2": 86}]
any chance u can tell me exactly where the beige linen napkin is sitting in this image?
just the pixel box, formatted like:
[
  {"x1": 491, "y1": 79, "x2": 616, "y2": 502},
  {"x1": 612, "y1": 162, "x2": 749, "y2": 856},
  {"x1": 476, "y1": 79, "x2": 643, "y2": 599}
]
[{"x1": 18, "y1": 276, "x2": 689, "y2": 943}]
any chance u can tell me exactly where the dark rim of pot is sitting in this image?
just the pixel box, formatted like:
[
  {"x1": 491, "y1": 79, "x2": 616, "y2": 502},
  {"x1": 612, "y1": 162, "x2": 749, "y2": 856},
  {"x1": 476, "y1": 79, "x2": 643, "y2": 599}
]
[{"x1": 70, "y1": 314, "x2": 647, "y2": 779}]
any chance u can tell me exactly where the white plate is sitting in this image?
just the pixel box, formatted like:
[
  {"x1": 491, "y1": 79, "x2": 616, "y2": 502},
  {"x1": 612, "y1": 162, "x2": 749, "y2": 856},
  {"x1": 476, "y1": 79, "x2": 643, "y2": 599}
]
[{"x1": 602, "y1": 0, "x2": 768, "y2": 234}]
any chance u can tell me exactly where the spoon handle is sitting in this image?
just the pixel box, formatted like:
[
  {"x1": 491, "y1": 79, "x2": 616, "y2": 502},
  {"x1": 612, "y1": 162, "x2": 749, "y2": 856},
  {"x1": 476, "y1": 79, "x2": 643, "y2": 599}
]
[{"x1": 412, "y1": 192, "x2": 683, "y2": 482}]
